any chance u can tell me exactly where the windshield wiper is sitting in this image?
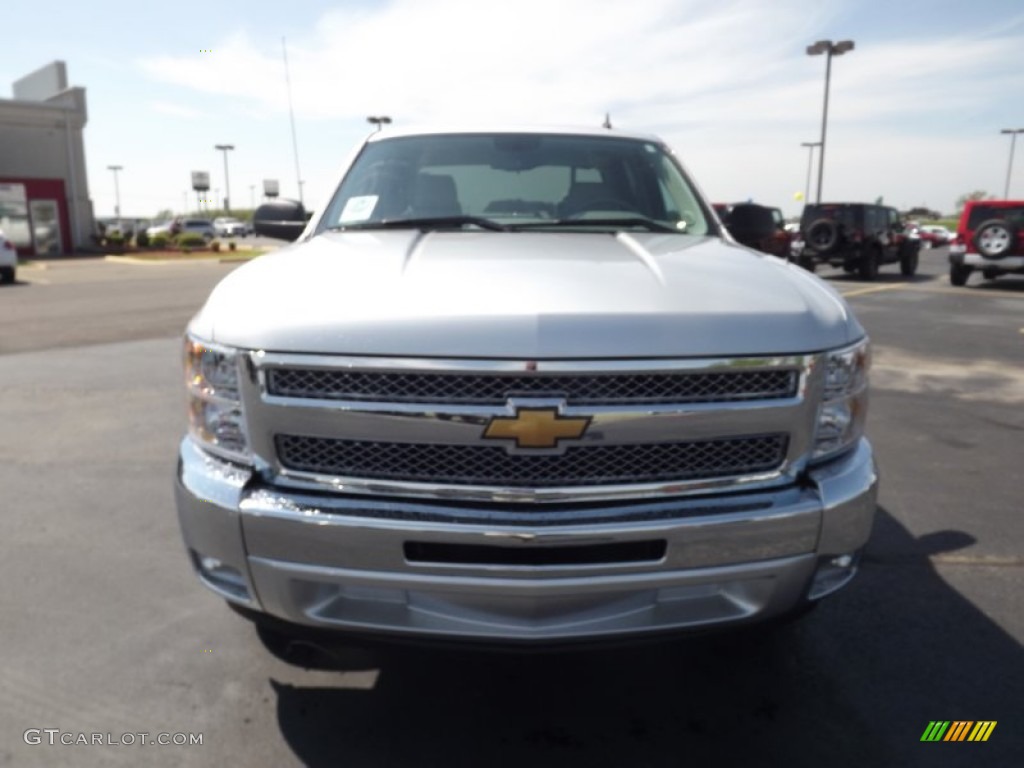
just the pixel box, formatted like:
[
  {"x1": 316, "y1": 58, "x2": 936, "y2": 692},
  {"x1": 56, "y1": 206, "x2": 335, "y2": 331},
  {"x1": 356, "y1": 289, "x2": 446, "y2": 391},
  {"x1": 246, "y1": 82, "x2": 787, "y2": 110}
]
[
  {"x1": 328, "y1": 216, "x2": 509, "y2": 232},
  {"x1": 507, "y1": 217, "x2": 681, "y2": 234}
]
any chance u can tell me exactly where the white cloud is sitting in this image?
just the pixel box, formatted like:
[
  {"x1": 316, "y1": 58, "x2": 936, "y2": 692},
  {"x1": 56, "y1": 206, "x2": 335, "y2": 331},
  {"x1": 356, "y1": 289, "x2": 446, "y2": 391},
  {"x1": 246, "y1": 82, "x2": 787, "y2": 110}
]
[
  {"x1": 150, "y1": 100, "x2": 203, "y2": 119},
  {"x1": 130, "y1": 0, "x2": 1024, "y2": 215}
]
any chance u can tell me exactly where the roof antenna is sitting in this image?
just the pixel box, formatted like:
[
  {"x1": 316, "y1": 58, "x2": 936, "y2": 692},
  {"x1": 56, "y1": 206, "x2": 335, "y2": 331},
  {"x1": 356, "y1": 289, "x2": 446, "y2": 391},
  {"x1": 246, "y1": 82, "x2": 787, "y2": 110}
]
[{"x1": 602, "y1": 113, "x2": 613, "y2": 129}]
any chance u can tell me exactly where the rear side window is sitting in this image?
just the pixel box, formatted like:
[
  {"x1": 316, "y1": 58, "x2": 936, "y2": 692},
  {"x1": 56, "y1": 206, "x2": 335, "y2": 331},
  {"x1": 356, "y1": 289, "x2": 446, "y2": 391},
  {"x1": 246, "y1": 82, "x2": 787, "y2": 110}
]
[
  {"x1": 966, "y1": 205, "x2": 1024, "y2": 229},
  {"x1": 803, "y1": 205, "x2": 858, "y2": 230}
]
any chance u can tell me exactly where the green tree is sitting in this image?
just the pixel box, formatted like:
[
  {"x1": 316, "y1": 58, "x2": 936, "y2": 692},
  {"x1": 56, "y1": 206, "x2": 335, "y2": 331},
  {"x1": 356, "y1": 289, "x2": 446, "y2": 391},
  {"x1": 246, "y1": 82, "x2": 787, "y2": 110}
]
[{"x1": 955, "y1": 190, "x2": 989, "y2": 213}]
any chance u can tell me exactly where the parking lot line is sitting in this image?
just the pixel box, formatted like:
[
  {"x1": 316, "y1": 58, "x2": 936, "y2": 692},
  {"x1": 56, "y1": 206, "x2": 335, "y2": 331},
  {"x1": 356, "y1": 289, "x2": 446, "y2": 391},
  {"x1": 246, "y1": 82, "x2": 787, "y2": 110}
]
[
  {"x1": 905, "y1": 283, "x2": 1024, "y2": 300},
  {"x1": 840, "y1": 283, "x2": 909, "y2": 298}
]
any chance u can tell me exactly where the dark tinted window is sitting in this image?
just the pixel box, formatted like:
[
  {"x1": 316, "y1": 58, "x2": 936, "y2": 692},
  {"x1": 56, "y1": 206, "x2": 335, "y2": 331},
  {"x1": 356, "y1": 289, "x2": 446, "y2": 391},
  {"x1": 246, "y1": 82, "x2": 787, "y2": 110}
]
[
  {"x1": 802, "y1": 204, "x2": 860, "y2": 230},
  {"x1": 967, "y1": 205, "x2": 1024, "y2": 229}
]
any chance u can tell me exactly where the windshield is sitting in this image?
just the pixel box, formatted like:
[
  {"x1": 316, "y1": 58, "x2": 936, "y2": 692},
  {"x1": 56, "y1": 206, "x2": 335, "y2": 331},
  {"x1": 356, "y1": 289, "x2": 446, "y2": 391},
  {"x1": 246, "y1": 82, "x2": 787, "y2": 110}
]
[{"x1": 318, "y1": 133, "x2": 710, "y2": 235}]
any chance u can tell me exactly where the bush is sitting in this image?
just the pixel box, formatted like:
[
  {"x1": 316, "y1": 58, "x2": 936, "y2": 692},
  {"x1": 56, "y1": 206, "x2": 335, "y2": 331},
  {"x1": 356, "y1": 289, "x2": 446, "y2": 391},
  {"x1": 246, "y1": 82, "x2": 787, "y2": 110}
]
[
  {"x1": 177, "y1": 233, "x2": 207, "y2": 249},
  {"x1": 151, "y1": 234, "x2": 169, "y2": 249},
  {"x1": 228, "y1": 241, "x2": 237, "y2": 252},
  {"x1": 135, "y1": 229, "x2": 150, "y2": 248},
  {"x1": 210, "y1": 240, "x2": 221, "y2": 252},
  {"x1": 105, "y1": 233, "x2": 125, "y2": 246},
  {"x1": 182, "y1": 246, "x2": 192, "y2": 254}
]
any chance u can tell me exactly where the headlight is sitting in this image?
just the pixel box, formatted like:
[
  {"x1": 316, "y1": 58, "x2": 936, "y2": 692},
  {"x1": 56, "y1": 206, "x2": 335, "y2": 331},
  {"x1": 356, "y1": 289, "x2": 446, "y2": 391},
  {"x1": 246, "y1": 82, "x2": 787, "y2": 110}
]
[
  {"x1": 812, "y1": 338, "x2": 870, "y2": 462},
  {"x1": 184, "y1": 336, "x2": 250, "y2": 462}
]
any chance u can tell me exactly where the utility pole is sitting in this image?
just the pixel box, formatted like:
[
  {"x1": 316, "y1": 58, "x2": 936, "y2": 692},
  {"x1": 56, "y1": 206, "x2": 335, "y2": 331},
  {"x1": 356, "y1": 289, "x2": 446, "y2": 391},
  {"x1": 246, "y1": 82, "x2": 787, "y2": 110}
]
[{"x1": 214, "y1": 144, "x2": 234, "y2": 212}]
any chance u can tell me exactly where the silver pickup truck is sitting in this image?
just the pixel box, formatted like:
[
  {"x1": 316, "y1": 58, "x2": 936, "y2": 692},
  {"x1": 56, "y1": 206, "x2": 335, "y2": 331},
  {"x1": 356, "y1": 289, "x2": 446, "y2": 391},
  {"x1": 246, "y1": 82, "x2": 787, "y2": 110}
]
[{"x1": 175, "y1": 127, "x2": 877, "y2": 646}]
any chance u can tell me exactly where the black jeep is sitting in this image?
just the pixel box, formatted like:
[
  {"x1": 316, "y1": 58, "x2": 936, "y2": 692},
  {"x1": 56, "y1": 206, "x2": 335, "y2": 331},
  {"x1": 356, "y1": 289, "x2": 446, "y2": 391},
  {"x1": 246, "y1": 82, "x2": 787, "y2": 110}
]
[{"x1": 798, "y1": 203, "x2": 920, "y2": 280}]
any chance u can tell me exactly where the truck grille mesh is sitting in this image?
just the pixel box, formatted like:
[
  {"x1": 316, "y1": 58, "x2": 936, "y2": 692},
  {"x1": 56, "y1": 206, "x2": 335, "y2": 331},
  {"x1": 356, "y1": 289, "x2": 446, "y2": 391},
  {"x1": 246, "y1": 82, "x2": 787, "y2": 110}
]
[
  {"x1": 275, "y1": 434, "x2": 788, "y2": 487},
  {"x1": 265, "y1": 368, "x2": 798, "y2": 405}
]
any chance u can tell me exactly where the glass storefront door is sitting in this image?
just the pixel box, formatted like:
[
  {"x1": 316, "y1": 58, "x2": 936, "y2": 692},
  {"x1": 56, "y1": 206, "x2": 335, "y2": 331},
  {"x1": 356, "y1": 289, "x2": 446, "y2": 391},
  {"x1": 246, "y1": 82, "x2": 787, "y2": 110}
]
[{"x1": 29, "y1": 199, "x2": 63, "y2": 256}]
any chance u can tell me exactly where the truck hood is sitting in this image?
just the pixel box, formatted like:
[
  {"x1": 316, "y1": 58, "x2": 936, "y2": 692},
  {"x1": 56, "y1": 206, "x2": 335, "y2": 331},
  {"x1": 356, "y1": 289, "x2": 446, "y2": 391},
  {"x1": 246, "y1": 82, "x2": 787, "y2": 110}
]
[{"x1": 192, "y1": 231, "x2": 862, "y2": 357}]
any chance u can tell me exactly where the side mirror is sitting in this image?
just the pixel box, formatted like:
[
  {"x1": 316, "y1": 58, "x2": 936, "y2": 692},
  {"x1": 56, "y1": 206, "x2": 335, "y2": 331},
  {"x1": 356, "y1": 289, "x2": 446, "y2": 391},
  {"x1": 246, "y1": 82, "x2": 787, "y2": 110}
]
[
  {"x1": 253, "y1": 199, "x2": 310, "y2": 241},
  {"x1": 725, "y1": 203, "x2": 777, "y2": 247}
]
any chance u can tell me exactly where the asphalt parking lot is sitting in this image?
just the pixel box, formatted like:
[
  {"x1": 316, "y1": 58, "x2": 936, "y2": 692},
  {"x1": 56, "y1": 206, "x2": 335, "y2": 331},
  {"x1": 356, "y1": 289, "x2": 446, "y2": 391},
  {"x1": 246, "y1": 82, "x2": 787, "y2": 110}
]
[{"x1": 1, "y1": 248, "x2": 1021, "y2": 767}]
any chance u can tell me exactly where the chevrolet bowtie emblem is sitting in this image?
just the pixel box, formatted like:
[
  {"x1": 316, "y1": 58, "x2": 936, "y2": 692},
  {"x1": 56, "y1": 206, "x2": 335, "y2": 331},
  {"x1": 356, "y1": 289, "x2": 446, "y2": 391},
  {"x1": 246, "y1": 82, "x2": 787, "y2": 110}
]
[{"x1": 483, "y1": 407, "x2": 590, "y2": 450}]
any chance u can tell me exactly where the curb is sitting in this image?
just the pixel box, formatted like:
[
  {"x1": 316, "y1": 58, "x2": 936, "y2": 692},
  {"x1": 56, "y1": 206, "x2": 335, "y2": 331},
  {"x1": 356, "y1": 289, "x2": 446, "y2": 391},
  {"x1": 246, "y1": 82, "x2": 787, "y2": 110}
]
[{"x1": 103, "y1": 255, "x2": 170, "y2": 265}]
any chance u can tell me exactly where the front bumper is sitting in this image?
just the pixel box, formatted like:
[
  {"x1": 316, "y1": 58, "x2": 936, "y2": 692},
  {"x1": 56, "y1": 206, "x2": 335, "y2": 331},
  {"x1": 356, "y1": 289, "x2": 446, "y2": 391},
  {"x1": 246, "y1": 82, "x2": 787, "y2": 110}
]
[{"x1": 175, "y1": 437, "x2": 878, "y2": 643}]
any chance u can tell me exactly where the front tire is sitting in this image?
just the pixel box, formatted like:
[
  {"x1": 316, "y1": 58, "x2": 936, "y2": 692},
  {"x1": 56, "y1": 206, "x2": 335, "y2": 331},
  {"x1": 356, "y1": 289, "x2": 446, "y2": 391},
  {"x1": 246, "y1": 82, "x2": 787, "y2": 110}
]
[
  {"x1": 949, "y1": 263, "x2": 972, "y2": 286},
  {"x1": 900, "y1": 246, "x2": 919, "y2": 276},
  {"x1": 0, "y1": 266, "x2": 15, "y2": 284}
]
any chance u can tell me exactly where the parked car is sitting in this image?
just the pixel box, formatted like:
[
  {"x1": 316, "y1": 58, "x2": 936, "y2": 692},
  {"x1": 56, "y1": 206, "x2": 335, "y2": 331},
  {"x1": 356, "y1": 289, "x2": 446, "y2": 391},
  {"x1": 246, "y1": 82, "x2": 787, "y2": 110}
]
[
  {"x1": 916, "y1": 224, "x2": 953, "y2": 249},
  {"x1": 178, "y1": 218, "x2": 216, "y2": 241},
  {"x1": 146, "y1": 221, "x2": 176, "y2": 238},
  {"x1": 948, "y1": 200, "x2": 1024, "y2": 286},
  {"x1": 177, "y1": 127, "x2": 879, "y2": 650},
  {"x1": 799, "y1": 202, "x2": 920, "y2": 279},
  {"x1": 715, "y1": 202, "x2": 794, "y2": 258},
  {"x1": 213, "y1": 217, "x2": 248, "y2": 238},
  {"x1": 0, "y1": 228, "x2": 16, "y2": 284}
]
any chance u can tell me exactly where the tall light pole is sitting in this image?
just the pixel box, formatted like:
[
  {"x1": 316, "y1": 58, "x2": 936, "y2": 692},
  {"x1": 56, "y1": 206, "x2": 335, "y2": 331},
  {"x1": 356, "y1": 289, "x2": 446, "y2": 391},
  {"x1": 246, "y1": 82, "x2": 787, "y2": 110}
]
[
  {"x1": 800, "y1": 141, "x2": 821, "y2": 205},
  {"x1": 806, "y1": 39, "x2": 854, "y2": 203},
  {"x1": 107, "y1": 165, "x2": 123, "y2": 232},
  {"x1": 367, "y1": 115, "x2": 392, "y2": 132},
  {"x1": 282, "y1": 37, "x2": 304, "y2": 204},
  {"x1": 214, "y1": 144, "x2": 234, "y2": 212},
  {"x1": 1000, "y1": 128, "x2": 1024, "y2": 199}
]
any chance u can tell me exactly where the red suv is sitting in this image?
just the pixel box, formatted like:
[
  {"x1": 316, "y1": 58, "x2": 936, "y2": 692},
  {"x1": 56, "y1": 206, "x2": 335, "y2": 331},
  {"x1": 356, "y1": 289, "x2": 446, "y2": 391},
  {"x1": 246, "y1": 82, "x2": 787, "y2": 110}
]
[
  {"x1": 948, "y1": 200, "x2": 1024, "y2": 286},
  {"x1": 713, "y1": 202, "x2": 794, "y2": 258}
]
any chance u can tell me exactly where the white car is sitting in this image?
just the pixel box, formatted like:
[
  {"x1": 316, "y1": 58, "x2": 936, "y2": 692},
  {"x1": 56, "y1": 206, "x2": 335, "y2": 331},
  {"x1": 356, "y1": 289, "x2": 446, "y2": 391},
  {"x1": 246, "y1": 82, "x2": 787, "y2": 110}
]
[
  {"x1": 146, "y1": 221, "x2": 174, "y2": 238},
  {"x1": 213, "y1": 217, "x2": 248, "y2": 238},
  {"x1": 0, "y1": 228, "x2": 16, "y2": 284},
  {"x1": 179, "y1": 219, "x2": 216, "y2": 241}
]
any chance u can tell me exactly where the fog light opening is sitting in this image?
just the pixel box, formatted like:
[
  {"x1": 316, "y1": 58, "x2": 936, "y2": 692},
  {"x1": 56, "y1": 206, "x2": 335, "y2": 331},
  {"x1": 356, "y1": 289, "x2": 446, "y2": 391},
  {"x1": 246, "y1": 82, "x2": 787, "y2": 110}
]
[
  {"x1": 192, "y1": 551, "x2": 251, "y2": 601},
  {"x1": 808, "y1": 551, "x2": 860, "y2": 600}
]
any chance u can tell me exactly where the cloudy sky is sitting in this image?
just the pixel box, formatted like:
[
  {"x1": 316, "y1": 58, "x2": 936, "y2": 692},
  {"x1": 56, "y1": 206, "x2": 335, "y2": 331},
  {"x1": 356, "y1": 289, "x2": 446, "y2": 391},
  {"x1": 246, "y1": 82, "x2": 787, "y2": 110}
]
[{"x1": 2, "y1": 0, "x2": 1023, "y2": 218}]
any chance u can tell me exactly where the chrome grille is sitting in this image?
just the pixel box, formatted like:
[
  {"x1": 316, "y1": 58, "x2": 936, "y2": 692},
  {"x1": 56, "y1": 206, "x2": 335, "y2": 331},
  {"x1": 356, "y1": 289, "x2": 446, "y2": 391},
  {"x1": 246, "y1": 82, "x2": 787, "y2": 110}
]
[
  {"x1": 265, "y1": 368, "x2": 799, "y2": 405},
  {"x1": 275, "y1": 434, "x2": 788, "y2": 488}
]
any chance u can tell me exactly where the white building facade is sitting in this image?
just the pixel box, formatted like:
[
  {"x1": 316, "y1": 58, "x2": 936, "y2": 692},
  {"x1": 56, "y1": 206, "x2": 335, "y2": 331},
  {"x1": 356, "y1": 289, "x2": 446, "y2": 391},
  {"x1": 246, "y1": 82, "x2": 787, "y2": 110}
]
[{"x1": 0, "y1": 61, "x2": 93, "y2": 256}]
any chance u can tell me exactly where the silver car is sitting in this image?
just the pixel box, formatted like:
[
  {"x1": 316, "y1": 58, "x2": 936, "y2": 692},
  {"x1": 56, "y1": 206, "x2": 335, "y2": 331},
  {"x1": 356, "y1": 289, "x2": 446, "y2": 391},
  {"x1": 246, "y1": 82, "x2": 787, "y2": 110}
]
[
  {"x1": 175, "y1": 127, "x2": 877, "y2": 647},
  {"x1": 213, "y1": 217, "x2": 248, "y2": 238},
  {"x1": 180, "y1": 218, "x2": 215, "y2": 241}
]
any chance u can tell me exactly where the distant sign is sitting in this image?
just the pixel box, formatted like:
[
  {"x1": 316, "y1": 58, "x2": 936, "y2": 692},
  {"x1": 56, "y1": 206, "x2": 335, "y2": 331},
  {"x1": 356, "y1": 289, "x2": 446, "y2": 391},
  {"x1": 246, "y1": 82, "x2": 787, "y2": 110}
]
[
  {"x1": 191, "y1": 171, "x2": 210, "y2": 191},
  {"x1": 263, "y1": 179, "x2": 279, "y2": 198}
]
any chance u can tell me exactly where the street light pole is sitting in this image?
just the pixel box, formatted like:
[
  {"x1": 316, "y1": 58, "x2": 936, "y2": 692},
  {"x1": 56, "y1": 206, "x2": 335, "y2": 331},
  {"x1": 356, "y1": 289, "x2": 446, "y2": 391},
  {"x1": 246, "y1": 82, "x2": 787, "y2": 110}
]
[
  {"x1": 107, "y1": 165, "x2": 123, "y2": 232},
  {"x1": 214, "y1": 144, "x2": 234, "y2": 212},
  {"x1": 367, "y1": 115, "x2": 392, "y2": 132},
  {"x1": 806, "y1": 39, "x2": 854, "y2": 204},
  {"x1": 1000, "y1": 128, "x2": 1024, "y2": 199},
  {"x1": 800, "y1": 141, "x2": 821, "y2": 205}
]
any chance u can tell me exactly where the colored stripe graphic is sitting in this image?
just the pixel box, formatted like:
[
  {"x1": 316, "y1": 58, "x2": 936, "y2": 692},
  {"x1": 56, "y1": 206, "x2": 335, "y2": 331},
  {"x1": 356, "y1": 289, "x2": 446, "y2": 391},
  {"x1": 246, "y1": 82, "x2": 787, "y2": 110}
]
[
  {"x1": 944, "y1": 721, "x2": 972, "y2": 741},
  {"x1": 921, "y1": 721, "x2": 996, "y2": 742},
  {"x1": 968, "y1": 722, "x2": 997, "y2": 742}
]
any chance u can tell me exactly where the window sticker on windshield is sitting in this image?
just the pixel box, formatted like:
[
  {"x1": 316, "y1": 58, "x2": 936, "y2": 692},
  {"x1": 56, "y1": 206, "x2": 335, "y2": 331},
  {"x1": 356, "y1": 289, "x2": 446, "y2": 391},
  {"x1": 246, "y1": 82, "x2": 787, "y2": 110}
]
[{"x1": 340, "y1": 195, "x2": 378, "y2": 222}]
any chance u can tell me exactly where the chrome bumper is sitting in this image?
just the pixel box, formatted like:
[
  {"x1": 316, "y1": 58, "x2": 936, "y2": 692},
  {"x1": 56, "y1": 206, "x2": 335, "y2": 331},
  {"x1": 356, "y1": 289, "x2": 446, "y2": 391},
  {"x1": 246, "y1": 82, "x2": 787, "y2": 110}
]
[{"x1": 174, "y1": 437, "x2": 878, "y2": 643}]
